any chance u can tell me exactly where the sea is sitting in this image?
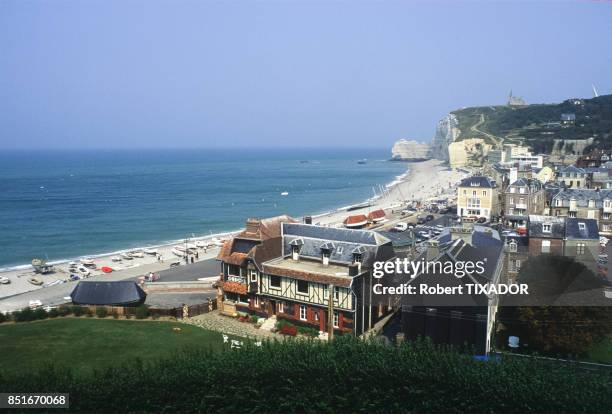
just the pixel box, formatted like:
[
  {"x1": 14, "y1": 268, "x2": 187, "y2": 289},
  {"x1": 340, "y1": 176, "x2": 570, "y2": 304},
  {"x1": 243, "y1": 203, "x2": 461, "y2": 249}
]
[{"x1": 0, "y1": 148, "x2": 408, "y2": 270}]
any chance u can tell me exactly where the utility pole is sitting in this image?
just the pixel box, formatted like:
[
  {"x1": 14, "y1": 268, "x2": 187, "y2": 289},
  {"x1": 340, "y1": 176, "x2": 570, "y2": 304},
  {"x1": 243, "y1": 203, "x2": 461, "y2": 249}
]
[{"x1": 328, "y1": 284, "x2": 334, "y2": 341}]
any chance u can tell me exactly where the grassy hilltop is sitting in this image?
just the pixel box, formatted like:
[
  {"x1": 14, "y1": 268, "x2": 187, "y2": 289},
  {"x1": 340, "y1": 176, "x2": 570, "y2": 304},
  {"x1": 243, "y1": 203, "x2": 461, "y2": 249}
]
[{"x1": 452, "y1": 94, "x2": 612, "y2": 154}]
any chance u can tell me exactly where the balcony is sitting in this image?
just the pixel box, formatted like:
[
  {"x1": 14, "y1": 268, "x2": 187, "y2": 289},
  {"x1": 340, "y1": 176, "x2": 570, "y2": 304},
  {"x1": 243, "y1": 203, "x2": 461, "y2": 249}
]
[
  {"x1": 604, "y1": 205, "x2": 612, "y2": 213},
  {"x1": 227, "y1": 275, "x2": 246, "y2": 284},
  {"x1": 514, "y1": 203, "x2": 527, "y2": 210}
]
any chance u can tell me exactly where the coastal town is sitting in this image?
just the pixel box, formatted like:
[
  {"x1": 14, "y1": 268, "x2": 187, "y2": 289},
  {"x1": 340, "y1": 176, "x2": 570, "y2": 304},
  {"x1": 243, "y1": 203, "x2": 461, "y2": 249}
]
[{"x1": 2, "y1": 133, "x2": 611, "y2": 360}]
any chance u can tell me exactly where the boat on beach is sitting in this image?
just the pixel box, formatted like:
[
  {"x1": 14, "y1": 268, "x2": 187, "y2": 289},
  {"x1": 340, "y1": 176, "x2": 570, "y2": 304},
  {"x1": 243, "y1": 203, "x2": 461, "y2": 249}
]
[
  {"x1": 172, "y1": 248, "x2": 186, "y2": 258},
  {"x1": 121, "y1": 252, "x2": 133, "y2": 260},
  {"x1": 80, "y1": 258, "x2": 95, "y2": 267},
  {"x1": 111, "y1": 256, "x2": 122, "y2": 262},
  {"x1": 129, "y1": 251, "x2": 144, "y2": 258},
  {"x1": 195, "y1": 240, "x2": 207, "y2": 248},
  {"x1": 144, "y1": 248, "x2": 158, "y2": 255}
]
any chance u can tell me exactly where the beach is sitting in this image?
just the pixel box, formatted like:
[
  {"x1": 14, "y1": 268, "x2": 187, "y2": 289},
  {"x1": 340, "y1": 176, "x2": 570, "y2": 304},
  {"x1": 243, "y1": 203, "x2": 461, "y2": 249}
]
[{"x1": 0, "y1": 159, "x2": 467, "y2": 311}]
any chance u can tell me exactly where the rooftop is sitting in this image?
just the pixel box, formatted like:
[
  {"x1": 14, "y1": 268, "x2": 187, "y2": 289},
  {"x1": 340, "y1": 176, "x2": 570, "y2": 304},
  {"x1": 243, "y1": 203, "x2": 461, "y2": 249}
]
[{"x1": 262, "y1": 256, "x2": 355, "y2": 287}]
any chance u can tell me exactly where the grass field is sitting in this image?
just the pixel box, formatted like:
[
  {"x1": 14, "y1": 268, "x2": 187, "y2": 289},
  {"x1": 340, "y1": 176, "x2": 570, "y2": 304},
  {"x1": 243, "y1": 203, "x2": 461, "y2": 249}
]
[
  {"x1": 585, "y1": 334, "x2": 612, "y2": 364},
  {"x1": 0, "y1": 318, "x2": 238, "y2": 376}
]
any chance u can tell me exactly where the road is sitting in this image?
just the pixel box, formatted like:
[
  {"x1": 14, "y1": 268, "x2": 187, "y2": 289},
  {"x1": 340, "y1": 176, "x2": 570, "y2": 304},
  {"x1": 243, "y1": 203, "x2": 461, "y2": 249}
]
[{"x1": 0, "y1": 258, "x2": 221, "y2": 313}]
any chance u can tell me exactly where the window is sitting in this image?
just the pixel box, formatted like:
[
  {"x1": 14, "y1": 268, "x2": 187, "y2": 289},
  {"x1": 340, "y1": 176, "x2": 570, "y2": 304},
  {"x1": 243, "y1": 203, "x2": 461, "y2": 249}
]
[
  {"x1": 314, "y1": 312, "x2": 319, "y2": 322},
  {"x1": 542, "y1": 224, "x2": 551, "y2": 233},
  {"x1": 577, "y1": 243, "x2": 585, "y2": 255},
  {"x1": 353, "y1": 253, "x2": 363, "y2": 264},
  {"x1": 250, "y1": 271, "x2": 257, "y2": 282},
  {"x1": 578, "y1": 222, "x2": 586, "y2": 230},
  {"x1": 509, "y1": 197, "x2": 514, "y2": 205},
  {"x1": 228, "y1": 264, "x2": 240, "y2": 276},
  {"x1": 516, "y1": 260, "x2": 521, "y2": 270},
  {"x1": 519, "y1": 187, "x2": 525, "y2": 194},
  {"x1": 238, "y1": 295, "x2": 249, "y2": 305},
  {"x1": 270, "y1": 275, "x2": 281, "y2": 289},
  {"x1": 588, "y1": 210, "x2": 595, "y2": 219},
  {"x1": 472, "y1": 190, "x2": 477, "y2": 196},
  {"x1": 278, "y1": 301, "x2": 284, "y2": 313},
  {"x1": 463, "y1": 190, "x2": 467, "y2": 195},
  {"x1": 510, "y1": 187, "x2": 516, "y2": 193},
  {"x1": 604, "y1": 224, "x2": 611, "y2": 232},
  {"x1": 555, "y1": 199, "x2": 561, "y2": 207},
  {"x1": 467, "y1": 198, "x2": 481, "y2": 208},
  {"x1": 508, "y1": 241, "x2": 517, "y2": 252},
  {"x1": 299, "y1": 305, "x2": 307, "y2": 321},
  {"x1": 253, "y1": 296, "x2": 259, "y2": 308},
  {"x1": 569, "y1": 211, "x2": 577, "y2": 218},
  {"x1": 323, "y1": 285, "x2": 329, "y2": 300},
  {"x1": 483, "y1": 190, "x2": 487, "y2": 196},
  {"x1": 334, "y1": 287, "x2": 340, "y2": 301},
  {"x1": 297, "y1": 280, "x2": 309, "y2": 294},
  {"x1": 336, "y1": 245, "x2": 343, "y2": 254},
  {"x1": 604, "y1": 213, "x2": 611, "y2": 220},
  {"x1": 588, "y1": 199, "x2": 595, "y2": 208},
  {"x1": 333, "y1": 311, "x2": 339, "y2": 328},
  {"x1": 541, "y1": 240, "x2": 551, "y2": 253}
]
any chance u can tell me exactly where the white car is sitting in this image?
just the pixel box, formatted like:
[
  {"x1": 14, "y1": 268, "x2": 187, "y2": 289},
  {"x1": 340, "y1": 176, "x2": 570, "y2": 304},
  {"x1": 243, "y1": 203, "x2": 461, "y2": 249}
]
[
  {"x1": 393, "y1": 222, "x2": 408, "y2": 232},
  {"x1": 29, "y1": 300, "x2": 43, "y2": 309},
  {"x1": 0, "y1": 276, "x2": 10, "y2": 284},
  {"x1": 77, "y1": 266, "x2": 91, "y2": 276}
]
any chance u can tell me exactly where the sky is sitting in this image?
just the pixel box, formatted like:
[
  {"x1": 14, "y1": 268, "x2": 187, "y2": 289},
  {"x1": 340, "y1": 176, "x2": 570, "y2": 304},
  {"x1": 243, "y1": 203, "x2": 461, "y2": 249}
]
[{"x1": 1, "y1": 1, "x2": 611, "y2": 150}]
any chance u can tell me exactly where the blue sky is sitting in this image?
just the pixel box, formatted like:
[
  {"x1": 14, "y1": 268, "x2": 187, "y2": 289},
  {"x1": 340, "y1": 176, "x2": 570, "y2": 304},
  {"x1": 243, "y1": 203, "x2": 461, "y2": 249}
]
[{"x1": 1, "y1": 1, "x2": 611, "y2": 149}]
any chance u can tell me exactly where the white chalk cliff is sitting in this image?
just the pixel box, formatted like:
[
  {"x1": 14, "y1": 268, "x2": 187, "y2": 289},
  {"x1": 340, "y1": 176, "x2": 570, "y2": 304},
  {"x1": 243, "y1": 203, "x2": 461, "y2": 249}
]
[{"x1": 391, "y1": 139, "x2": 431, "y2": 160}]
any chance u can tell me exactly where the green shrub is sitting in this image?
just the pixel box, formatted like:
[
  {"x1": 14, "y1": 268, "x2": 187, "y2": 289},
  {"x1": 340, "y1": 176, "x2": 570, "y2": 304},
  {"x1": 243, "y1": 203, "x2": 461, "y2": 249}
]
[
  {"x1": 0, "y1": 312, "x2": 10, "y2": 323},
  {"x1": 0, "y1": 337, "x2": 610, "y2": 412},
  {"x1": 135, "y1": 305, "x2": 149, "y2": 320},
  {"x1": 112, "y1": 311, "x2": 119, "y2": 319},
  {"x1": 58, "y1": 307, "x2": 71, "y2": 317},
  {"x1": 250, "y1": 315, "x2": 259, "y2": 324},
  {"x1": 72, "y1": 306, "x2": 84, "y2": 317},
  {"x1": 96, "y1": 307, "x2": 108, "y2": 318},
  {"x1": 33, "y1": 308, "x2": 48, "y2": 321},
  {"x1": 125, "y1": 313, "x2": 132, "y2": 319},
  {"x1": 297, "y1": 326, "x2": 319, "y2": 337},
  {"x1": 48, "y1": 308, "x2": 60, "y2": 318},
  {"x1": 13, "y1": 308, "x2": 34, "y2": 322}
]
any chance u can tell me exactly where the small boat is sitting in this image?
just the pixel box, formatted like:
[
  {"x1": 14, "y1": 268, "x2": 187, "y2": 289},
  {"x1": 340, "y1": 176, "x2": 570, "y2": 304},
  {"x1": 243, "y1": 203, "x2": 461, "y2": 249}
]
[
  {"x1": 144, "y1": 248, "x2": 158, "y2": 255},
  {"x1": 80, "y1": 258, "x2": 95, "y2": 267},
  {"x1": 280, "y1": 191, "x2": 289, "y2": 196},
  {"x1": 77, "y1": 266, "x2": 91, "y2": 276},
  {"x1": 173, "y1": 245, "x2": 186, "y2": 252},
  {"x1": 211, "y1": 237, "x2": 225, "y2": 247},
  {"x1": 129, "y1": 251, "x2": 144, "y2": 258},
  {"x1": 172, "y1": 248, "x2": 186, "y2": 257},
  {"x1": 195, "y1": 240, "x2": 207, "y2": 248},
  {"x1": 185, "y1": 243, "x2": 197, "y2": 250},
  {"x1": 121, "y1": 252, "x2": 133, "y2": 260},
  {"x1": 357, "y1": 159, "x2": 367, "y2": 164},
  {"x1": 100, "y1": 266, "x2": 113, "y2": 273},
  {"x1": 111, "y1": 256, "x2": 122, "y2": 262}
]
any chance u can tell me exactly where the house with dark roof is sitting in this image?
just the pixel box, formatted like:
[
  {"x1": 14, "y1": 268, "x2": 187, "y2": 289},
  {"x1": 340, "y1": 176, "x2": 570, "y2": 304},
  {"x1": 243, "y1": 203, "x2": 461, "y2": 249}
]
[
  {"x1": 400, "y1": 237, "x2": 505, "y2": 355},
  {"x1": 216, "y1": 215, "x2": 298, "y2": 316},
  {"x1": 259, "y1": 222, "x2": 396, "y2": 336},
  {"x1": 550, "y1": 188, "x2": 612, "y2": 236},
  {"x1": 503, "y1": 178, "x2": 545, "y2": 227},
  {"x1": 527, "y1": 215, "x2": 566, "y2": 256},
  {"x1": 503, "y1": 235, "x2": 529, "y2": 281},
  {"x1": 564, "y1": 218, "x2": 600, "y2": 271},
  {"x1": 456, "y1": 176, "x2": 499, "y2": 220},
  {"x1": 555, "y1": 165, "x2": 587, "y2": 188},
  {"x1": 576, "y1": 149, "x2": 612, "y2": 168}
]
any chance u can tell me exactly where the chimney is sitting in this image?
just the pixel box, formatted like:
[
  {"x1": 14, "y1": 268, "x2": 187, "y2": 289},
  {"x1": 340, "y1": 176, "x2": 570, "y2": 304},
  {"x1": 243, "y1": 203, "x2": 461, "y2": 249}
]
[
  {"x1": 304, "y1": 216, "x2": 312, "y2": 225},
  {"x1": 322, "y1": 254, "x2": 330, "y2": 266},
  {"x1": 426, "y1": 240, "x2": 440, "y2": 261},
  {"x1": 292, "y1": 246, "x2": 299, "y2": 261},
  {"x1": 348, "y1": 263, "x2": 359, "y2": 276}
]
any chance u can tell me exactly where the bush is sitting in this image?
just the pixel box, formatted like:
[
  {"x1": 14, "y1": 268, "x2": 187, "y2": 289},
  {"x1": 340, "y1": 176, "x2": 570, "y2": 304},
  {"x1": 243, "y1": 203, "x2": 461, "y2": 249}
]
[
  {"x1": 1, "y1": 337, "x2": 610, "y2": 412},
  {"x1": 33, "y1": 308, "x2": 48, "y2": 321},
  {"x1": 297, "y1": 326, "x2": 319, "y2": 337},
  {"x1": 0, "y1": 312, "x2": 10, "y2": 324},
  {"x1": 13, "y1": 308, "x2": 34, "y2": 322},
  {"x1": 135, "y1": 305, "x2": 149, "y2": 320},
  {"x1": 125, "y1": 313, "x2": 132, "y2": 319},
  {"x1": 96, "y1": 307, "x2": 108, "y2": 318},
  {"x1": 112, "y1": 311, "x2": 119, "y2": 319},
  {"x1": 72, "y1": 306, "x2": 84, "y2": 317},
  {"x1": 85, "y1": 308, "x2": 93, "y2": 317},
  {"x1": 58, "y1": 307, "x2": 71, "y2": 317},
  {"x1": 250, "y1": 315, "x2": 259, "y2": 324},
  {"x1": 48, "y1": 308, "x2": 60, "y2": 318}
]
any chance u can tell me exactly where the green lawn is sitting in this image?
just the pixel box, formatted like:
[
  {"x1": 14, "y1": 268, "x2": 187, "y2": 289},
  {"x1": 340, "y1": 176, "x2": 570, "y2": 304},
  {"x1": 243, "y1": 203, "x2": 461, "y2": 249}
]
[
  {"x1": 0, "y1": 318, "x2": 239, "y2": 377},
  {"x1": 585, "y1": 334, "x2": 612, "y2": 365}
]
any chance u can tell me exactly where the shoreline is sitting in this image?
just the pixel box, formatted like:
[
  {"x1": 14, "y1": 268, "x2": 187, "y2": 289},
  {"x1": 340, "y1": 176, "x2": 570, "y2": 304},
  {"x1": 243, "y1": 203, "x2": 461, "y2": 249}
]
[{"x1": 0, "y1": 159, "x2": 467, "y2": 305}]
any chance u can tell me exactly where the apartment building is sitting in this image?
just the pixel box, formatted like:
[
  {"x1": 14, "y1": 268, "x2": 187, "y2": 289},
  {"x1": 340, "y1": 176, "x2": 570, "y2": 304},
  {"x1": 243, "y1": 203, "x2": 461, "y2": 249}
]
[
  {"x1": 504, "y1": 178, "x2": 545, "y2": 217},
  {"x1": 556, "y1": 165, "x2": 587, "y2": 188},
  {"x1": 550, "y1": 188, "x2": 612, "y2": 236}
]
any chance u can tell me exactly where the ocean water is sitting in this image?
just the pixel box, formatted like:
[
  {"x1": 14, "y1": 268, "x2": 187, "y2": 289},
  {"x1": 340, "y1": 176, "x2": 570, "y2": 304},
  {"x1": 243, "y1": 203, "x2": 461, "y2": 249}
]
[{"x1": 0, "y1": 148, "x2": 407, "y2": 269}]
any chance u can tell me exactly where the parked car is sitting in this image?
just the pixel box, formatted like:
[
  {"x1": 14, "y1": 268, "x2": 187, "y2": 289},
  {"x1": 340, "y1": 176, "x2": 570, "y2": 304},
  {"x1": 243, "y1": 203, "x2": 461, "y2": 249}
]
[
  {"x1": 477, "y1": 217, "x2": 487, "y2": 223},
  {"x1": 28, "y1": 277, "x2": 44, "y2": 286},
  {"x1": 0, "y1": 276, "x2": 10, "y2": 284},
  {"x1": 29, "y1": 300, "x2": 43, "y2": 309},
  {"x1": 426, "y1": 215, "x2": 435, "y2": 221},
  {"x1": 393, "y1": 222, "x2": 409, "y2": 232},
  {"x1": 417, "y1": 216, "x2": 426, "y2": 224}
]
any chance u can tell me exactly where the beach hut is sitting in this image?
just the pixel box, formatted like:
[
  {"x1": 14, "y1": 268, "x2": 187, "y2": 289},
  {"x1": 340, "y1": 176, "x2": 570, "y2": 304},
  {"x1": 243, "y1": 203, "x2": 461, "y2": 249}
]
[{"x1": 343, "y1": 214, "x2": 368, "y2": 229}]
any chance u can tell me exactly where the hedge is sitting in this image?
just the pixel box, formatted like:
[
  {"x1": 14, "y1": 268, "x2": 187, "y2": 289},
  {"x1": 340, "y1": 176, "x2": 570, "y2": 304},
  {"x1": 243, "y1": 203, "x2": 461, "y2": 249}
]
[{"x1": 0, "y1": 337, "x2": 610, "y2": 413}]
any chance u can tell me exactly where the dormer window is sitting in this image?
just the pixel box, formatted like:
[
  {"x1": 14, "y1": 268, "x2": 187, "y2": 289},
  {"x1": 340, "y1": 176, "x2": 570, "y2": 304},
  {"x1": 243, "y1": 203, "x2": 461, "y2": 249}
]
[
  {"x1": 470, "y1": 181, "x2": 479, "y2": 187},
  {"x1": 588, "y1": 199, "x2": 595, "y2": 208},
  {"x1": 320, "y1": 242, "x2": 335, "y2": 266},
  {"x1": 542, "y1": 224, "x2": 551, "y2": 233},
  {"x1": 578, "y1": 222, "x2": 586, "y2": 230}
]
